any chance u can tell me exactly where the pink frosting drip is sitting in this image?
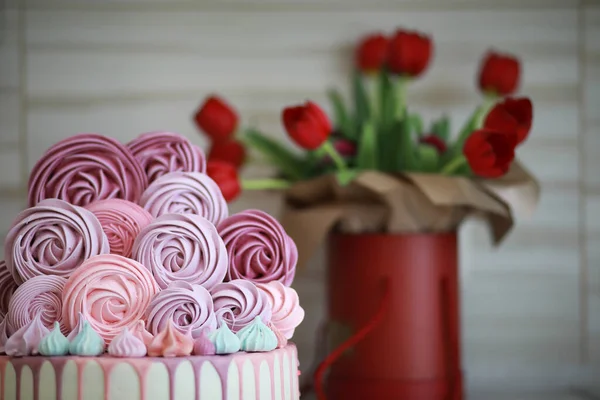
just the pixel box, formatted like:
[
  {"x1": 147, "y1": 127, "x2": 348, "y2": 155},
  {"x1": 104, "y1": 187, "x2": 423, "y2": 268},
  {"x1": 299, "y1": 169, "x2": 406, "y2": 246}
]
[
  {"x1": 256, "y1": 281, "x2": 304, "y2": 339},
  {"x1": 85, "y1": 199, "x2": 154, "y2": 258},
  {"x1": 27, "y1": 133, "x2": 148, "y2": 207},
  {"x1": 211, "y1": 279, "x2": 272, "y2": 333},
  {"x1": 218, "y1": 209, "x2": 298, "y2": 286},
  {"x1": 132, "y1": 213, "x2": 227, "y2": 290},
  {"x1": 0, "y1": 261, "x2": 18, "y2": 318},
  {"x1": 139, "y1": 171, "x2": 228, "y2": 225},
  {"x1": 127, "y1": 131, "x2": 206, "y2": 184},
  {"x1": 62, "y1": 254, "x2": 159, "y2": 344},
  {"x1": 130, "y1": 320, "x2": 154, "y2": 347},
  {"x1": 267, "y1": 321, "x2": 288, "y2": 349},
  {"x1": 4, "y1": 199, "x2": 110, "y2": 284},
  {"x1": 146, "y1": 281, "x2": 216, "y2": 339},
  {"x1": 6, "y1": 275, "x2": 68, "y2": 336},
  {"x1": 192, "y1": 329, "x2": 216, "y2": 356},
  {"x1": 147, "y1": 320, "x2": 194, "y2": 357},
  {"x1": 4, "y1": 313, "x2": 49, "y2": 356},
  {"x1": 107, "y1": 327, "x2": 147, "y2": 357}
]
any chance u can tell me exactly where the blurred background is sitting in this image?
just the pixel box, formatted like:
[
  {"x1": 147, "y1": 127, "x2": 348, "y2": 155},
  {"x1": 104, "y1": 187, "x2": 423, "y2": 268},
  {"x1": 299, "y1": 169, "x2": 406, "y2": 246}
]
[{"x1": 0, "y1": 0, "x2": 598, "y2": 398}]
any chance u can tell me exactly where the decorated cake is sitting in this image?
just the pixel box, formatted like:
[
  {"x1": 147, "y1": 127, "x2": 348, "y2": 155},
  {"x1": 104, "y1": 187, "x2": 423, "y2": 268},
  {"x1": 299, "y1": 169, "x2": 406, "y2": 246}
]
[{"x1": 0, "y1": 132, "x2": 304, "y2": 400}]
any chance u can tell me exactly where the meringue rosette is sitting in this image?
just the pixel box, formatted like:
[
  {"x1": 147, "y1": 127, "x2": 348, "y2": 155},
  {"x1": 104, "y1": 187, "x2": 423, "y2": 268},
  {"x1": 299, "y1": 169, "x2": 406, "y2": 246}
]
[
  {"x1": 127, "y1": 131, "x2": 206, "y2": 184},
  {"x1": 6, "y1": 275, "x2": 68, "y2": 335},
  {"x1": 256, "y1": 281, "x2": 304, "y2": 339},
  {"x1": 62, "y1": 254, "x2": 160, "y2": 344},
  {"x1": 146, "y1": 281, "x2": 217, "y2": 339},
  {"x1": 218, "y1": 209, "x2": 298, "y2": 286},
  {"x1": 4, "y1": 199, "x2": 110, "y2": 284},
  {"x1": 211, "y1": 280, "x2": 272, "y2": 333},
  {"x1": 132, "y1": 213, "x2": 227, "y2": 290},
  {"x1": 0, "y1": 260, "x2": 18, "y2": 318},
  {"x1": 139, "y1": 171, "x2": 228, "y2": 225},
  {"x1": 85, "y1": 199, "x2": 154, "y2": 257},
  {"x1": 28, "y1": 133, "x2": 148, "y2": 207}
]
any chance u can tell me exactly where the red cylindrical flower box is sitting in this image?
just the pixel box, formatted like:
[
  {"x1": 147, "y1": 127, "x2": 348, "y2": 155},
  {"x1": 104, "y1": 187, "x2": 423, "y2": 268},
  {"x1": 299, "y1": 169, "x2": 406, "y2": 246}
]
[{"x1": 325, "y1": 232, "x2": 464, "y2": 400}]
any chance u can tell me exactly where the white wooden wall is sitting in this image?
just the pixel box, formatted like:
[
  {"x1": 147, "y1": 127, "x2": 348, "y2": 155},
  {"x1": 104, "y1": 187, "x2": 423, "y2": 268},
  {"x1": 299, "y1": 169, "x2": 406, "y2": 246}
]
[{"x1": 0, "y1": 0, "x2": 598, "y2": 394}]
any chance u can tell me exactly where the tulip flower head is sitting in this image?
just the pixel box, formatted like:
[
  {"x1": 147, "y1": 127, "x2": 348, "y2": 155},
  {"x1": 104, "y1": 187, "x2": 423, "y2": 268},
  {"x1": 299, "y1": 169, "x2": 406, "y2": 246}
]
[
  {"x1": 387, "y1": 29, "x2": 433, "y2": 78},
  {"x1": 209, "y1": 139, "x2": 247, "y2": 168},
  {"x1": 478, "y1": 51, "x2": 520, "y2": 96},
  {"x1": 206, "y1": 161, "x2": 241, "y2": 202},
  {"x1": 355, "y1": 33, "x2": 389, "y2": 74},
  {"x1": 484, "y1": 97, "x2": 533, "y2": 145},
  {"x1": 194, "y1": 95, "x2": 239, "y2": 142},
  {"x1": 282, "y1": 101, "x2": 332, "y2": 151}
]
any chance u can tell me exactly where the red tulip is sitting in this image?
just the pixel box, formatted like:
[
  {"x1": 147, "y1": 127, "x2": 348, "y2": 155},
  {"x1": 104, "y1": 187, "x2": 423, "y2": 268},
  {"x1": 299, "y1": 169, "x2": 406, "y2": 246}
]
[
  {"x1": 419, "y1": 135, "x2": 447, "y2": 154},
  {"x1": 194, "y1": 96, "x2": 239, "y2": 142},
  {"x1": 206, "y1": 161, "x2": 241, "y2": 202},
  {"x1": 387, "y1": 29, "x2": 433, "y2": 78},
  {"x1": 208, "y1": 139, "x2": 247, "y2": 168},
  {"x1": 463, "y1": 127, "x2": 517, "y2": 178},
  {"x1": 333, "y1": 138, "x2": 357, "y2": 158},
  {"x1": 355, "y1": 33, "x2": 389, "y2": 73},
  {"x1": 282, "y1": 101, "x2": 332, "y2": 150},
  {"x1": 484, "y1": 97, "x2": 533, "y2": 145},
  {"x1": 478, "y1": 51, "x2": 520, "y2": 96}
]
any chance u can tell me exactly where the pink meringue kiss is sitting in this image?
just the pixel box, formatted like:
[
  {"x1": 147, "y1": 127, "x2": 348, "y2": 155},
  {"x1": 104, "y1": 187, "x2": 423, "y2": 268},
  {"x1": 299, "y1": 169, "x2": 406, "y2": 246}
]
[
  {"x1": 85, "y1": 199, "x2": 154, "y2": 258},
  {"x1": 257, "y1": 281, "x2": 304, "y2": 339},
  {"x1": 62, "y1": 254, "x2": 160, "y2": 344},
  {"x1": 6, "y1": 275, "x2": 68, "y2": 336},
  {"x1": 0, "y1": 261, "x2": 18, "y2": 318},
  {"x1": 267, "y1": 321, "x2": 288, "y2": 349},
  {"x1": 28, "y1": 133, "x2": 148, "y2": 207},
  {"x1": 127, "y1": 131, "x2": 206, "y2": 185},
  {"x1": 218, "y1": 209, "x2": 298, "y2": 286},
  {"x1": 146, "y1": 281, "x2": 216, "y2": 339},
  {"x1": 147, "y1": 321, "x2": 194, "y2": 357},
  {"x1": 5, "y1": 313, "x2": 49, "y2": 357},
  {"x1": 108, "y1": 327, "x2": 147, "y2": 357},
  {"x1": 192, "y1": 329, "x2": 216, "y2": 356},
  {"x1": 130, "y1": 320, "x2": 154, "y2": 347},
  {"x1": 139, "y1": 171, "x2": 228, "y2": 225},
  {"x1": 4, "y1": 198, "x2": 110, "y2": 284},
  {"x1": 211, "y1": 280, "x2": 272, "y2": 333},
  {"x1": 132, "y1": 213, "x2": 227, "y2": 290}
]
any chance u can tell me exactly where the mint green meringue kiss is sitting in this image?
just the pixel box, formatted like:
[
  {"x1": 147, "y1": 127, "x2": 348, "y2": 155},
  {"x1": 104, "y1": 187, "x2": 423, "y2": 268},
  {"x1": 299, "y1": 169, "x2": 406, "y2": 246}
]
[
  {"x1": 208, "y1": 323, "x2": 240, "y2": 355},
  {"x1": 38, "y1": 322, "x2": 70, "y2": 356},
  {"x1": 69, "y1": 320, "x2": 105, "y2": 356},
  {"x1": 236, "y1": 317, "x2": 277, "y2": 352}
]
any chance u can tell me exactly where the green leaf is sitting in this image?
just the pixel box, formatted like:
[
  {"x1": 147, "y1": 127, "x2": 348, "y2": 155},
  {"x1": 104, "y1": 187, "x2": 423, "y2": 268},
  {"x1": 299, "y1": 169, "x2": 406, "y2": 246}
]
[
  {"x1": 243, "y1": 129, "x2": 309, "y2": 181},
  {"x1": 377, "y1": 72, "x2": 398, "y2": 171},
  {"x1": 408, "y1": 113, "x2": 424, "y2": 137},
  {"x1": 352, "y1": 71, "x2": 371, "y2": 135},
  {"x1": 335, "y1": 169, "x2": 360, "y2": 186},
  {"x1": 415, "y1": 145, "x2": 439, "y2": 173},
  {"x1": 395, "y1": 117, "x2": 414, "y2": 171},
  {"x1": 356, "y1": 121, "x2": 377, "y2": 170},
  {"x1": 327, "y1": 89, "x2": 356, "y2": 139},
  {"x1": 430, "y1": 115, "x2": 450, "y2": 142}
]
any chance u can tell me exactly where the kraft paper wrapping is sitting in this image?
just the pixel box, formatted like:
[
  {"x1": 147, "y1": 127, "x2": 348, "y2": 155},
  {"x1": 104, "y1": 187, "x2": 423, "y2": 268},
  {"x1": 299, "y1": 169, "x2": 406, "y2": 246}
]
[{"x1": 281, "y1": 160, "x2": 540, "y2": 268}]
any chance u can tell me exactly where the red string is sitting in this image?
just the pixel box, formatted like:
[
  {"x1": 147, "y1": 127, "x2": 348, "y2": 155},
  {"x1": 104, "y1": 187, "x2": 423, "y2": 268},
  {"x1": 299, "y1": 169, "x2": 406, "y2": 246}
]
[{"x1": 313, "y1": 277, "x2": 391, "y2": 400}]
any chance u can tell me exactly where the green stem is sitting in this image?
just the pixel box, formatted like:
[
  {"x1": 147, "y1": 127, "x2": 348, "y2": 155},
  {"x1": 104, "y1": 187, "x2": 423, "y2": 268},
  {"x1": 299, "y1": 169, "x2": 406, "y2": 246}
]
[
  {"x1": 440, "y1": 155, "x2": 467, "y2": 176},
  {"x1": 368, "y1": 72, "x2": 380, "y2": 121},
  {"x1": 241, "y1": 179, "x2": 292, "y2": 190},
  {"x1": 394, "y1": 76, "x2": 408, "y2": 120},
  {"x1": 321, "y1": 140, "x2": 347, "y2": 172}
]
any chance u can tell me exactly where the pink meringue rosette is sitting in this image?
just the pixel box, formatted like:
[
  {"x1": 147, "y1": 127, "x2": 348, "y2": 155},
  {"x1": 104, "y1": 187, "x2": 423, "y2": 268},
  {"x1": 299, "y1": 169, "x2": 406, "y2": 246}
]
[
  {"x1": 218, "y1": 209, "x2": 298, "y2": 286},
  {"x1": 62, "y1": 254, "x2": 160, "y2": 344},
  {"x1": 28, "y1": 133, "x2": 148, "y2": 207},
  {"x1": 257, "y1": 281, "x2": 304, "y2": 339},
  {"x1": 6, "y1": 275, "x2": 68, "y2": 335},
  {"x1": 132, "y1": 213, "x2": 227, "y2": 290},
  {"x1": 127, "y1": 131, "x2": 206, "y2": 184},
  {"x1": 211, "y1": 279, "x2": 272, "y2": 333},
  {"x1": 146, "y1": 281, "x2": 216, "y2": 339},
  {"x1": 0, "y1": 261, "x2": 18, "y2": 319},
  {"x1": 4, "y1": 199, "x2": 110, "y2": 284},
  {"x1": 139, "y1": 171, "x2": 228, "y2": 225},
  {"x1": 85, "y1": 199, "x2": 154, "y2": 258}
]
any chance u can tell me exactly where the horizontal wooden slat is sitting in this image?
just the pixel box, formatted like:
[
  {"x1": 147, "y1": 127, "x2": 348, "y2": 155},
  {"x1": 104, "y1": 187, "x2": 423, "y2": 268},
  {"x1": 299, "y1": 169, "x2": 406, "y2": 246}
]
[
  {"x1": 584, "y1": 124, "x2": 600, "y2": 189},
  {"x1": 584, "y1": 7, "x2": 600, "y2": 54},
  {"x1": 0, "y1": 93, "x2": 20, "y2": 145},
  {"x1": 588, "y1": 237, "x2": 600, "y2": 294},
  {"x1": 587, "y1": 195, "x2": 600, "y2": 236},
  {"x1": 0, "y1": 150, "x2": 22, "y2": 189},
  {"x1": 0, "y1": 9, "x2": 20, "y2": 89},
  {"x1": 588, "y1": 294, "x2": 600, "y2": 363},
  {"x1": 584, "y1": 64, "x2": 600, "y2": 121}
]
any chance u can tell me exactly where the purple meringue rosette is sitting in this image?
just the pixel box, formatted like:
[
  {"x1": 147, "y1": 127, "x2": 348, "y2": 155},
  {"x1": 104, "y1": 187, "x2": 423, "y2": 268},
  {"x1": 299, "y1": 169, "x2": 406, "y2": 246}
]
[
  {"x1": 127, "y1": 131, "x2": 206, "y2": 184},
  {"x1": 28, "y1": 133, "x2": 148, "y2": 207},
  {"x1": 4, "y1": 199, "x2": 110, "y2": 284},
  {"x1": 132, "y1": 213, "x2": 228, "y2": 290},
  {"x1": 139, "y1": 171, "x2": 228, "y2": 225},
  {"x1": 218, "y1": 209, "x2": 298, "y2": 286},
  {"x1": 211, "y1": 279, "x2": 272, "y2": 333},
  {"x1": 6, "y1": 275, "x2": 68, "y2": 336},
  {"x1": 0, "y1": 261, "x2": 18, "y2": 319},
  {"x1": 85, "y1": 199, "x2": 154, "y2": 258},
  {"x1": 145, "y1": 281, "x2": 217, "y2": 338}
]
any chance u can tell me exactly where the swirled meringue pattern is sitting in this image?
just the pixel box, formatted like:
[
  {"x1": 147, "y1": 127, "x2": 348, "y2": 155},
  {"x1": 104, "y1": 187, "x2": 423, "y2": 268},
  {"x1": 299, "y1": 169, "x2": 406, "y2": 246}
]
[
  {"x1": 218, "y1": 210, "x2": 297, "y2": 286},
  {"x1": 211, "y1": 280, "x2": 272, "y2": 333},
  {"x1": 108, "y1": 327, "x2": 147, "y2": 357},
  {"x1": 257, "y1": 281, "x2": 304, "y2": 339},
  {"x1": 28, "y1": 133, "x2": 148, "y2": 207},
  {"x1": 0, "y1": 261, "x2": 18, "y2": 318},
  {"x1": 5, "y1": 313, "x2": 49, "y2": 357},
  {"x1": 4, "y1": 199, "x2": 110, "y2": 284},
  {"x1": 62, "y1": 254, "x2": 160, "y2": 344},
  {"x1": 147, "y1": 321, "x2": 194, "y2": 357},
  {"x1": 6, "y1": 275, "x2": 67, "y2": 335},
  {"x1": 85, "y1": 199, "x2": 154, "y2": 258},
  {"x1": 139, "y1": 172, "x2": 228, "y2": 225},
  {"x1": 132, "y1": 214, "x2": 227, "y2": 290},
  {"x1": 127, "y1": 131, "x2": 206, "y2": 184},
  {"x1": 146, "y1": 281, "x2": 216, "y2": 338}
]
